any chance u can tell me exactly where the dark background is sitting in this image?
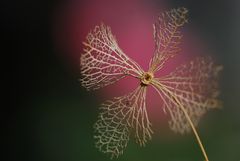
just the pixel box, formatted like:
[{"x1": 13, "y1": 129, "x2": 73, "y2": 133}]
[{"x1": 4, "y1": 0, "x2": 240, "y2": 161}]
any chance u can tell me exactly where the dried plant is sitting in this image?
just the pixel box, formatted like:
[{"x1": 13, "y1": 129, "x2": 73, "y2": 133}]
[{"x1": 80, "y1": 7, "x2": 222, "y2": 161}]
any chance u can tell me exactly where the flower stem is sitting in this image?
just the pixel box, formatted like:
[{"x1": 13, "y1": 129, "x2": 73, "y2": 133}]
[
  {"x1": 153, "y1": 81, "x2": 210, "y2": 161},
  {"x1": 173, "y1": 97, "x2": 209, "y2": 161}
]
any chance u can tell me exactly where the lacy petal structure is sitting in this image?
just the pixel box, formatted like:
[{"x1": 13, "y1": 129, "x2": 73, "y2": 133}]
[{"x1": 80, "y1": 7, "x2": 222, "y2": 161}]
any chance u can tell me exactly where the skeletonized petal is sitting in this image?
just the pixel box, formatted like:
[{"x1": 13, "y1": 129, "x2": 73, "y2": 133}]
[
  {"x1": 94, "y1": 86, "x2": 152, "y2": 158},
  {"x1": 152, "y1": 57, "x2": 222, "y2": 134},
  {"x1": 149, "y1": 7, "x2": 188, "y2": 72},
  {"x1": 80, "y1": 24, "x2": 143, "y2": 90}
]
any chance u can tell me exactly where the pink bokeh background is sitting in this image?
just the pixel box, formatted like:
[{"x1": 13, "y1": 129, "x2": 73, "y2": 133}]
[{"x1": 53, "y1": 0, "x2": 210, "y2": 127}]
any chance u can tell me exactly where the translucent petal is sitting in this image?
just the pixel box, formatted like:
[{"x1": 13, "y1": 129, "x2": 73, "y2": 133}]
[
  {"x1": 80, "y1": 24, "x2": 143, "y2": 90},
  {"x1": 149, "y1": 7, "x2": 188, "y2": 72},
  {"x1": 94, "y1": 86, "x2": 152, "y2": 158},
  {"x1": 152, "y1": 57, "x2": 222, "y2": 134}
]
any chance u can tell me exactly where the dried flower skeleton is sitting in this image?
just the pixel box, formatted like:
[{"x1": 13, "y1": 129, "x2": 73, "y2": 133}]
[{"x1": 80, "y1": 7, "x2": 222, "y2": 161}]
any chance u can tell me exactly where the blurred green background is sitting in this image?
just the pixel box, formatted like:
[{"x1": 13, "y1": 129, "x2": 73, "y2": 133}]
[{"x1": 6, "y1": 0, "x2": 240, "y2": 161}]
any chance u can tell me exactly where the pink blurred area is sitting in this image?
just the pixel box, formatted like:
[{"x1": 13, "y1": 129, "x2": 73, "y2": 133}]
[
  {"x1": 53, "y1": 0, "x2": 162, "y2": 71},
  {"x1": 52, "y1": 0, "x2": 210, "y2": 125}
]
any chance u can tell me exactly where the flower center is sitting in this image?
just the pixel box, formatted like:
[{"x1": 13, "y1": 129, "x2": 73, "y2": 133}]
[{"x1": 140, "y1": 72, "x2": 154, "y2": 86}]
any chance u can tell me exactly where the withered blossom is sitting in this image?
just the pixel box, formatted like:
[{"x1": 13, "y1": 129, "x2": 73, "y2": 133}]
[{"x1": 80, "y1": 7, "x2": 222, "y2": 161}]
